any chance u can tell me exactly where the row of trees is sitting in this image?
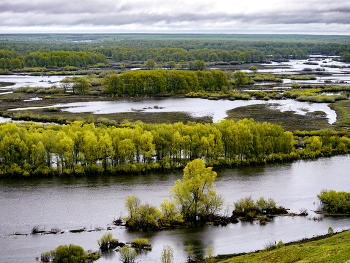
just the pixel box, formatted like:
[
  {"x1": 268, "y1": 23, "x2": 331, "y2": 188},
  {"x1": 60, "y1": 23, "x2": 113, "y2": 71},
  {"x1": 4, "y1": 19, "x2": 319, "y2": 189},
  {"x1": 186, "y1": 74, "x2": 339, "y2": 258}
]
[
  {"x1": 1, "y1": 120, "x2": 349, "y2": 178},
  {"x1": 109, "y1": 46, "x2": 266, "y2": 63},
  {"x1": 0, "y1": 119, "x2": 297, "y2": 177},
  {"x1": 0, "y1": 50, "x2": 106, "y2": 70},
  {"x1": 101, "y1": 69, "x2": 228, "y2": 96}
]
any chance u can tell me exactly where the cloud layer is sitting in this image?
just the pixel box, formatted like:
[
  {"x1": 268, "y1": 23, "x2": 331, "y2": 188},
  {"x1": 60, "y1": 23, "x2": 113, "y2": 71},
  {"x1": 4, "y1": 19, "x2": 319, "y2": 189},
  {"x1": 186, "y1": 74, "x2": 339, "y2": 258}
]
[{"x1": 1, "y1": 0, "x2": 350, "y2": 34}]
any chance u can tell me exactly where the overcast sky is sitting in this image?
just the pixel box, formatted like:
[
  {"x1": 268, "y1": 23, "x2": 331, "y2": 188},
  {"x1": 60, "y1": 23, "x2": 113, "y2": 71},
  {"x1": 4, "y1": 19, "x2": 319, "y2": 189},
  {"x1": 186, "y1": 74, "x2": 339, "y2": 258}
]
[{"x1": 0, "y1": 0, "x2": 350, "y2": 34}]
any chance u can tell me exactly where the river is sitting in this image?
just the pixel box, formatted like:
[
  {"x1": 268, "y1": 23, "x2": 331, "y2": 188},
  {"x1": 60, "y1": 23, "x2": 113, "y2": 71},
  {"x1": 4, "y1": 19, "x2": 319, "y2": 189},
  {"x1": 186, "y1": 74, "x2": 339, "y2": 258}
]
[{"x1": 1, "y1": 155, "x2": 349, "y2": 262}]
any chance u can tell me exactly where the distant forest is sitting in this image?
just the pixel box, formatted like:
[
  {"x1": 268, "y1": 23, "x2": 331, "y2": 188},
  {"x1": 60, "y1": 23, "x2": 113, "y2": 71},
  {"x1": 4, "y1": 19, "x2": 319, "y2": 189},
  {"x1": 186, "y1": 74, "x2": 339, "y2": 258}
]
[{"x1": 1, "y1": 34, "x2": 350, "y2": 71}]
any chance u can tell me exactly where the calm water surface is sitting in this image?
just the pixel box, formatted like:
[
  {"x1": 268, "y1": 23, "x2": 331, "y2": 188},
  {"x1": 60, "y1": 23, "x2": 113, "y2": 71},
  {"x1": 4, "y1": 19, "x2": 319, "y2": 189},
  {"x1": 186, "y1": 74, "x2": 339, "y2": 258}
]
[{"x1": 1, "y1": 155, "x2": 350, "y2": 262}]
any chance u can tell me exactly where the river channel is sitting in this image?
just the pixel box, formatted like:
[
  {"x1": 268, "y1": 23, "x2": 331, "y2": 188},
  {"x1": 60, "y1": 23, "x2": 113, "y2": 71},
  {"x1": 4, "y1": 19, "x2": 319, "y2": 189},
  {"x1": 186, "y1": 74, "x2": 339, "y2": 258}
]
[{"x1": 1, "y1": 155, "x2": 349, "y2": 263}]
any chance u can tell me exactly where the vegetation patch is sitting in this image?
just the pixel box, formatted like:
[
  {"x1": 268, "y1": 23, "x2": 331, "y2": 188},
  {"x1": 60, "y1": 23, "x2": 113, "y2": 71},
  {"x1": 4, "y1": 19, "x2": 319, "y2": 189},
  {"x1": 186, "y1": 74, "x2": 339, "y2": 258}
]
[
  {"x1": 213, "y1": 229, "x2": 350, "y2": 263},
  {"x1": 330, "y1": 100, "x2": 350, "y2": 129},
  {"x1": 317, "y1": 190, "x2": 350, "y2": 214},
  {"x1": 226, "y1": 104, "x2": 332, "y2": 131}
]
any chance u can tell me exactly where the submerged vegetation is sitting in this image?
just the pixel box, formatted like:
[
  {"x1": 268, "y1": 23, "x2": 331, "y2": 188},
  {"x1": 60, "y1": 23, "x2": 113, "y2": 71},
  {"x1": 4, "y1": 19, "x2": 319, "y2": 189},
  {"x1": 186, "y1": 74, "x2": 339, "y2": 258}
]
[
  {"x1": 40, "y1": 244, "x2": 99, "y2": 263},
  {"x1": 123, "y1": 159, "x2": 290, "y2": 230},
  {"x1": 317, "y1": 190, "x2": 350, "y2": 214}
]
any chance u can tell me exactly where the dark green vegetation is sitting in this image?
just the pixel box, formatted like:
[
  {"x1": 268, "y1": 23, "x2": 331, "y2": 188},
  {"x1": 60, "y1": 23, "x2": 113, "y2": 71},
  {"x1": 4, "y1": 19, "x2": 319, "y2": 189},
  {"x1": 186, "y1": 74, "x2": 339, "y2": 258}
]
[
  {"x1": 100, "y1": 69, "x2": 228, "y2": 96},
  {"x1": 214, "y1": 229, "x2": 350, "y2": 263},
  {"x1": 1, "y1": 34, "x2": 350, "y2": 73},
  {"x1": 40, "y1": 244, "x2": 99, "y2": 263},
  {"x1": 0, "y1": 49, "x2": 106, "y2": 72},
  {"x1": 317, "y1": 190, "x2": 350, "y2": 214},
  {"x1": 226, "y1": 104, "x2": 332, "y2": 131}
]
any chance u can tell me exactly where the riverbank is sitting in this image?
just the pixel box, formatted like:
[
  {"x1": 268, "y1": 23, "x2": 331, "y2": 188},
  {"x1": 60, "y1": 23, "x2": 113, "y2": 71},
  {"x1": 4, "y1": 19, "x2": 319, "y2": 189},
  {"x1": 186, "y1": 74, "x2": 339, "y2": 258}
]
[{"x1": 206, "y1": 228, "x2": 350, "y2": 263}]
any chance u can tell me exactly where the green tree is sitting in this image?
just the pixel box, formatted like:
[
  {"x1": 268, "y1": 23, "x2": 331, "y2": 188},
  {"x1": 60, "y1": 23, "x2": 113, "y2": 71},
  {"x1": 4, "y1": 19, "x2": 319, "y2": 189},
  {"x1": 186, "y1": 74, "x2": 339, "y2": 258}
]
[
  {"x1": 73, "y1": 77, "x2": 91, "y2": 95},
  {"x1": 170, "y1": 159, "x2": 222, "y2": 221},
  {"x1": 249, "y1": 66, "x2": 258, "y2": 72},
  {"x1": 233, "y1": 70, "x2": 248, "y2": 87},
  {"x1": 102, "y1": 73, "x2": 125, "y2": 96},
  {"x1": 145, "y1": 59, "x2": 156, "y2": 70}
]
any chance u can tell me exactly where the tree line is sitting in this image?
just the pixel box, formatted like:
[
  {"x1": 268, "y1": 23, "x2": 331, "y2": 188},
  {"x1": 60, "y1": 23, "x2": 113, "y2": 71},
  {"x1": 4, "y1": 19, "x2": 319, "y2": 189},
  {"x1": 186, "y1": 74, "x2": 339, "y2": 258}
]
[
  {"x1": 101, "y1": 69, "x2": 228, "y2": 96},
  {"x1": 108, "y1": 46, "x2": 266, "y2": 63},
  {"x1": 0, "y1": 50, "x2": 106, "y2": 71},
  {"x1": 2, "y1": 38, "x2": 350, "y2": 69},
  {"x1": 1, "y1": 119, "x2": 349, "y2": 178}
]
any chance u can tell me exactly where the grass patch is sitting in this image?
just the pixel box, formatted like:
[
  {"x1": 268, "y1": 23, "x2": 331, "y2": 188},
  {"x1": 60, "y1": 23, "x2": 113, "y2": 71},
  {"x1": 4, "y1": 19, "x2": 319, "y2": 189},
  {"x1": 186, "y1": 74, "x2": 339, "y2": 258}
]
[
  {"x1": 329, "y1": 100, "x2": 350, "y2": 129},
  {"x1": 226, "y1": 104, "x2": 332, "y2": 131},
  {"x1": 4, "y1": 108, "x2": 212, "y2": 125},
  {"x1": 215, "y1": 229, "x2": 350, "y2": 263}
]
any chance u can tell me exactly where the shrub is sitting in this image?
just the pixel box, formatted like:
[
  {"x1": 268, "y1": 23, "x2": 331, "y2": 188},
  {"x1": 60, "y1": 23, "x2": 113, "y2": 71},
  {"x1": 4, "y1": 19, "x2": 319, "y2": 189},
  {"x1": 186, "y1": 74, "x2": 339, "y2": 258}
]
[
  {"x1": 97, "y1": 232, "x2": 118, "y2": 251},
  {"x1": 317, "y1": 190, "x2": 350, "y2": 214},
  {"x1": 161, "y1": 244, "x2": 174, "y2": 263},
  {"x1": 186, "y1": 245, "x2": 195, "y2": 263},
  {"x1": 119, "y1": 246, "x2": 137, "y2": 263},
  {"x1": 276, "y1": 240, "x2": 284, "y2": 248},
  {"x1": 264, "y1": 240, "x2": 276, "y2": 251},
  {"x1": 132, "y1": 237, "x2": 151, "y2": 249},
  {"x1": 42, "y1": 244, "x2": 88, "y2": 263},
  {"x1": 204, "y1": 245, "x2": 214, "y2": 263},
  {"x1": 31, "y1": 225, "x2": 42, "y2": 235},
  {"x1": 328, "y1": 227, "x2": 334, "y2": 235}
]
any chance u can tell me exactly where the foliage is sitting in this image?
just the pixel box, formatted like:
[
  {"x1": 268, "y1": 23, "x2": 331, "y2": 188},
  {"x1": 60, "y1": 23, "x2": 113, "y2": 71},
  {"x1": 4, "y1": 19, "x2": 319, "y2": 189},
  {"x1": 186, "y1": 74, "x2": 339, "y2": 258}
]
[
  {"x1": 73, "y1": 78, "x2": 91, "y2": 95},
  {"x1": 328, "y1": 227, "x2": 335, "y2": 235},
  {"x1": 161, "y1": 245, "x2": 174, "y2": 263},
  {"x1": 232, "y1": 71, "x2": 248, "y2": 87},
  {"x1": 0, "y1": 119, "x2": 348, "y2": 178},
  {"x1": 124, "y1": 195, "x2": 161, "y2": 230},
  {"x1": 132, "y1": 237, "x2": 151, "y2": 249},
  {"x1": 100, "y1": 69, "x2": 228, "y2": 96},
  {"x1": 41, "y1": 244, "x2": 89, "y2": 263},
  {"x1": 119, "y1": 246, "x2": 137, "y2": 263},
  {"x1": 233, "y1": 197, "x2": 284, "y2": 218},
  {"x1": 171, "y1": 159, "x2": 223, "y2": 221},
  {"x1": 101, "y1": 73, "x2": 125, "y2": 96},
  {"x1": 205, "y1": 245, "x2": 214, "y2": 263},
  {"x1": 186, "y1": 245, "x2": 195, "y2": 262},
  {"x1": 97, "y1": 232, "x2": 118, "y2": 251},
  {"x1": 317, "y1": 190, "x2": 350, "y2": 214}
]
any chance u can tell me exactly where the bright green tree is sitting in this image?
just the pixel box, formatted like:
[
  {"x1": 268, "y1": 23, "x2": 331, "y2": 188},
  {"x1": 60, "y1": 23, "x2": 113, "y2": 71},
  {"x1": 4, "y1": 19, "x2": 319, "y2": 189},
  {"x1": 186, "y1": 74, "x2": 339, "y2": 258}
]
[{"x1": 170, "y1": 159, "x2": 222, "y2": 221}]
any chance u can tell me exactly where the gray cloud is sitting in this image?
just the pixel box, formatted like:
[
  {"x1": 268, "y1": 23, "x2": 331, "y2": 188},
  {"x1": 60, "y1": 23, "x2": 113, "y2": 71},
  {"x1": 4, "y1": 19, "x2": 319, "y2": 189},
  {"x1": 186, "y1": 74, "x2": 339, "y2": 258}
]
[{"x1": 0, "y1": 0, "x2": 349, "y2": 33}]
